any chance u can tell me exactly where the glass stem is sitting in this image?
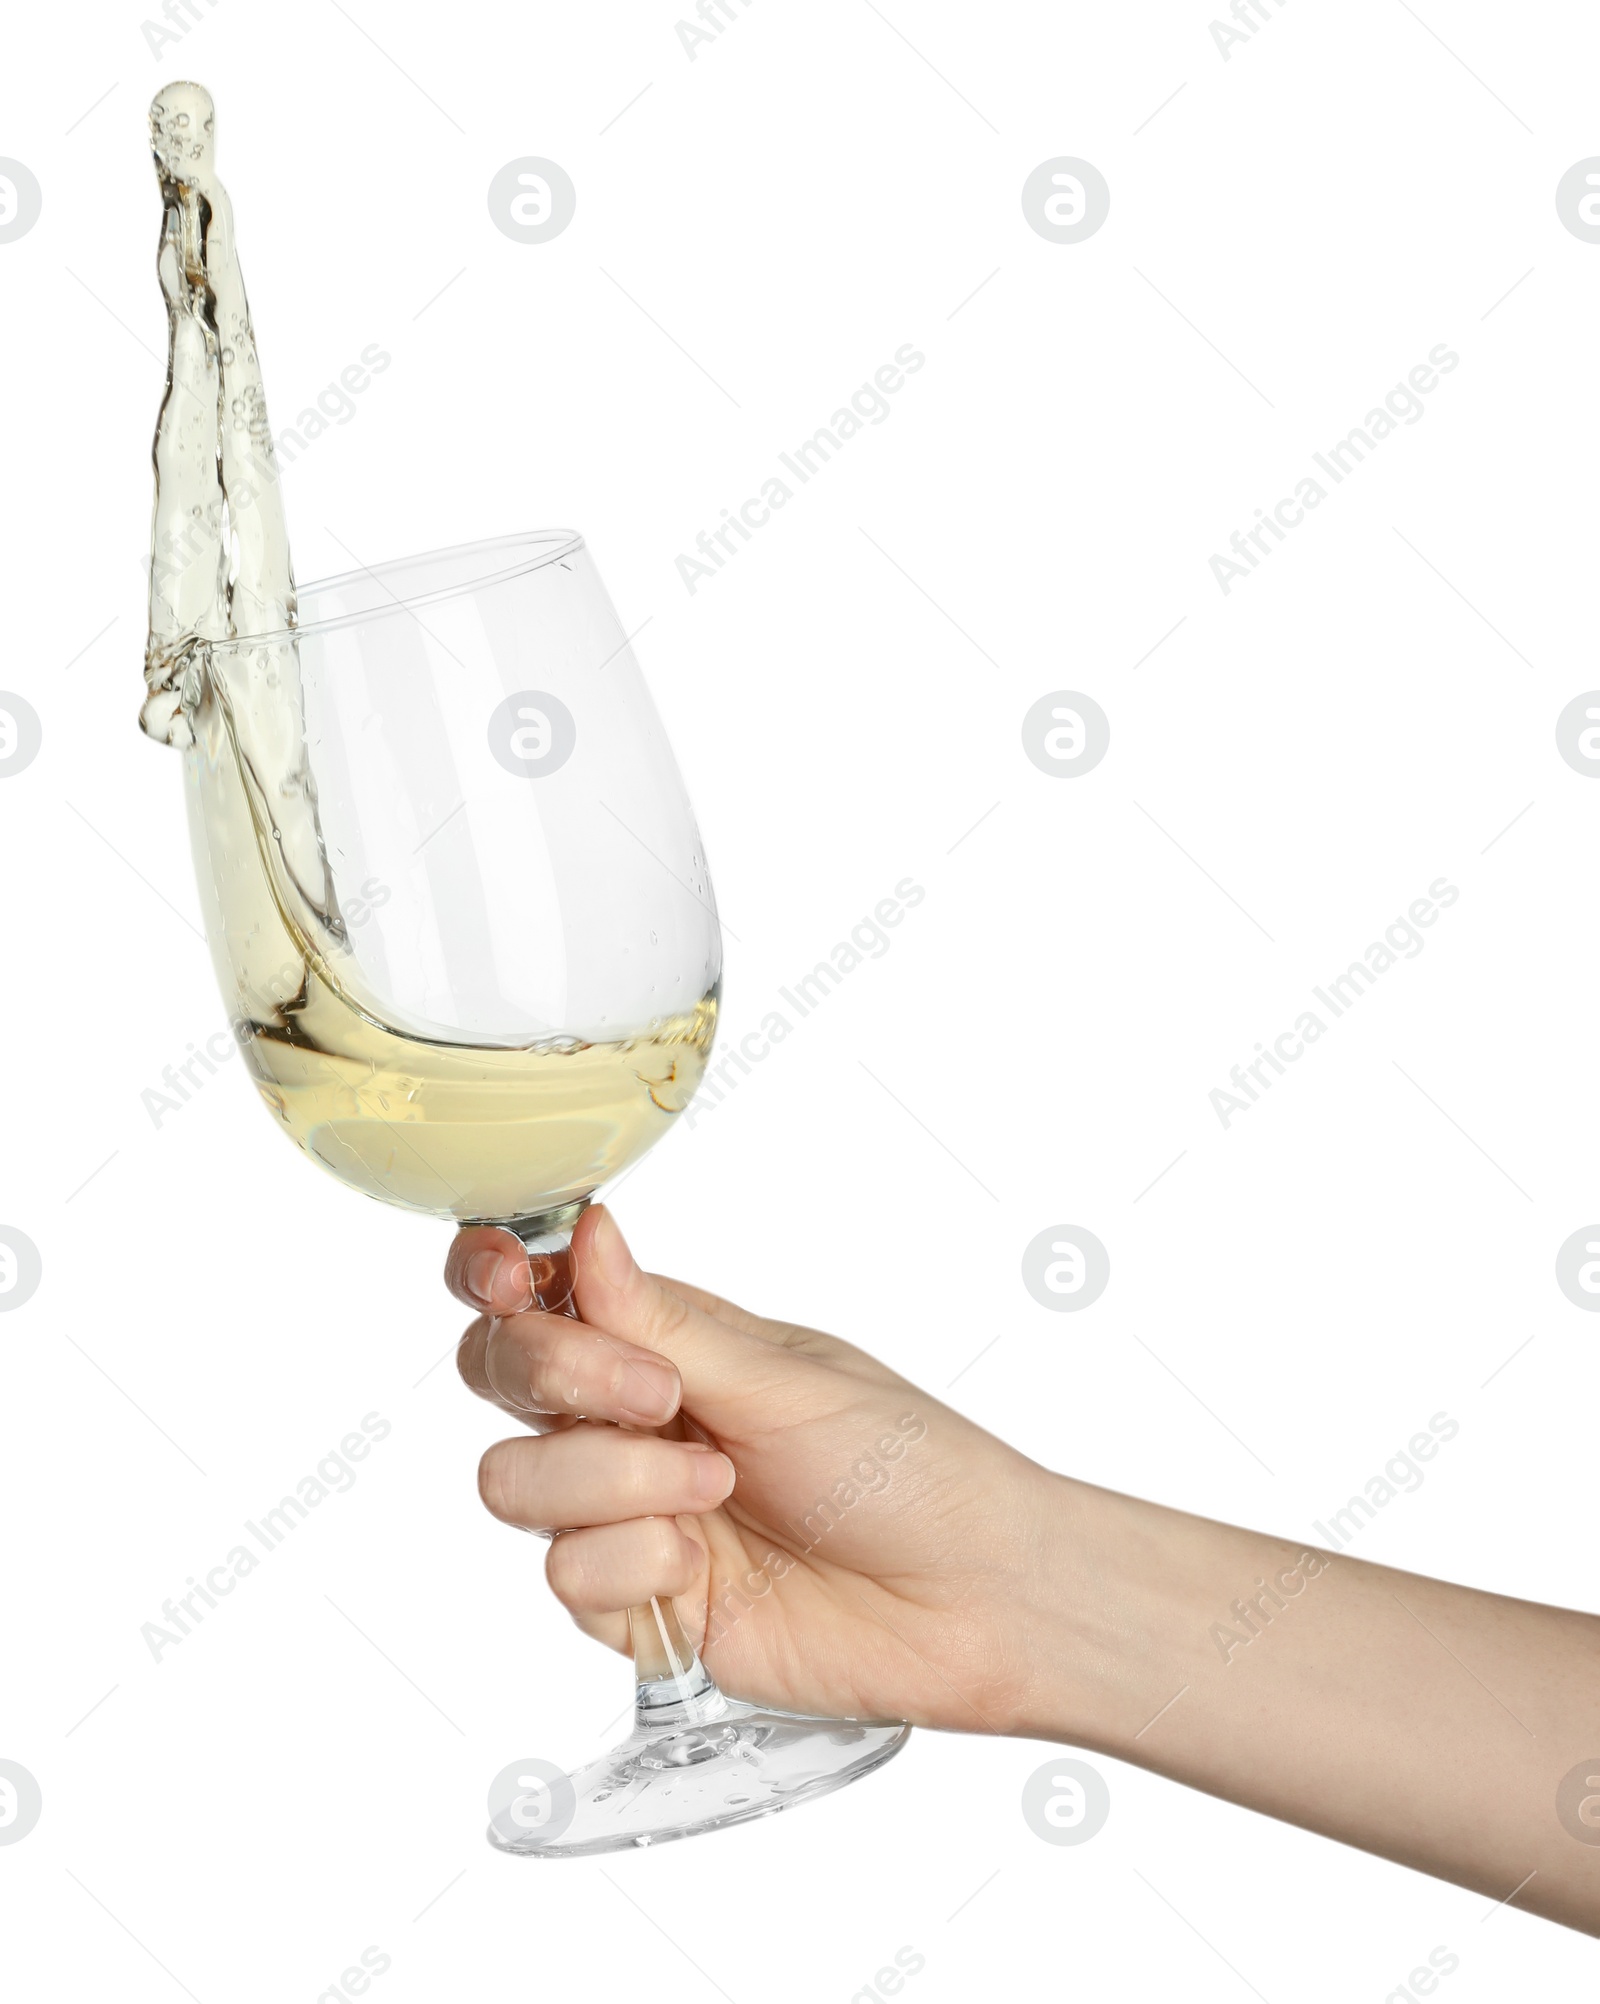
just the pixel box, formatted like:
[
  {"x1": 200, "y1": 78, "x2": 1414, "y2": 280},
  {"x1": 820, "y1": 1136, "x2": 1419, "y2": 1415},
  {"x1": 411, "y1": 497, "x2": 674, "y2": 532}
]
[{"x1": 504, "y1": 1203, "x2": 726, "y2": 1732}]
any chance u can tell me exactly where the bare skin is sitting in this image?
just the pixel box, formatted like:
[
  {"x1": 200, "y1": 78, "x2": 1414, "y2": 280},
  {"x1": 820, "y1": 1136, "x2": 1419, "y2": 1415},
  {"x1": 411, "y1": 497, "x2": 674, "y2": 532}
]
[{"x1": 449, "y1": 1205, "x2": 1600, "y2": 1936}]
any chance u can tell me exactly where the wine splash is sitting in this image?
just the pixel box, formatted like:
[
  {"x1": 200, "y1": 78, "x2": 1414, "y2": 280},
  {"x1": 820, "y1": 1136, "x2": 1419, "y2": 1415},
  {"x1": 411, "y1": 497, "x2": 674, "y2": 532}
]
[{"x1": 143, "y1": 79, "x2": 342, "y2": 952}]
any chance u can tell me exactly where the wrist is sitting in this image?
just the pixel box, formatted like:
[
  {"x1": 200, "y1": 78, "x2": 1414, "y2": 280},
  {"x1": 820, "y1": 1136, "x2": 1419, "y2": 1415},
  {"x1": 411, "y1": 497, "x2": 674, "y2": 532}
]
[{"x1": 1000, "y1": 1468, "x2": 1208, "y2": 1752}]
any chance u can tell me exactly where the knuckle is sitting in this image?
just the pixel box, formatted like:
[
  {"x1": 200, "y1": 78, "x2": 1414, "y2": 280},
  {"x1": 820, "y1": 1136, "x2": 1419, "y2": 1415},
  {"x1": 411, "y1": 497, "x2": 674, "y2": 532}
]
[
  {"x1": 603, "y1": 1346, "x2": 660, "y2": 1412},
  {"x1": 455, "y1": 1319, "x2": 490, "y2": 1390},
  {"x1": 477, "y1": 1441, "x2": 528, "y2": 1524},
  {"x1": 532, "y1": 1328, "x2": 592, "y2": 1409},
  {"x1": 482, "y1": 1322, "x2": 532, "y2": 1405},
  {"x1": 544, "y1": 1533, "x2": 587, "y2": 1604},
  {"x1": 648, "y1": 1518, "x2": 694, "y2": 1583},
  {"x1": 618, "y1": 1439, "x2": 665, "y2": 1511},
  {"x1": 644, "y1": 1283, "x2": 692, "y2": 1345}
]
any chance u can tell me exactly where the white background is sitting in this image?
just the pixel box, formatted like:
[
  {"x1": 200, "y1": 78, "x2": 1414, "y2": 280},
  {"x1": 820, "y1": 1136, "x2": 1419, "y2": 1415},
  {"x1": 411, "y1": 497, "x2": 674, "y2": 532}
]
[{"x1": 3, "y1": 0, "x2": 1598, "y2": 1994}]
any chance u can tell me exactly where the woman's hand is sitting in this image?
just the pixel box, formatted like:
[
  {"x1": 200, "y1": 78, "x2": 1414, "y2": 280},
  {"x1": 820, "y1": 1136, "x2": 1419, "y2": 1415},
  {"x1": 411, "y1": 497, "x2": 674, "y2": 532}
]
[
  {"x1": 448, "y1": 1208, "x2": 1600, "y2": 1933},
  {"x1": 447, "y1": 1204, "x2": 1058, "y2": 1734}
]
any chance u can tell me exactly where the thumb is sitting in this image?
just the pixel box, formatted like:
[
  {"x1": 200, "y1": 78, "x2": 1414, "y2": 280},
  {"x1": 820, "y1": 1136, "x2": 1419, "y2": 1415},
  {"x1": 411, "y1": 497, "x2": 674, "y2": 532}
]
[{"x1": 575, "y1": 1207, "x2": 804, "y2": 1422}]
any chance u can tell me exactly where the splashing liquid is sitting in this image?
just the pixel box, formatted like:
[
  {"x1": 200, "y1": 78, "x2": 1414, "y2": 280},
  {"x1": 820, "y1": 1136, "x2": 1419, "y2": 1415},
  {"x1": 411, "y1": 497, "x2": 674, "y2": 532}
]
[
  {"x1": 141, "y1": 85, "x2": 717, "y2": 1221},
  {"x1": 143, "y1": 80, "x2": 340, "y2": 948}
]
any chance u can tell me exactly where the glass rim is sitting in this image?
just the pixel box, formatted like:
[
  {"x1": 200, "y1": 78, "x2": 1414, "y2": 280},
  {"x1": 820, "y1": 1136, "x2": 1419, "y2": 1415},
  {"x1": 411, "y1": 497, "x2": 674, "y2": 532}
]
[{"x1": 204, "y1": 529, "x2": 586, "y2": 652}]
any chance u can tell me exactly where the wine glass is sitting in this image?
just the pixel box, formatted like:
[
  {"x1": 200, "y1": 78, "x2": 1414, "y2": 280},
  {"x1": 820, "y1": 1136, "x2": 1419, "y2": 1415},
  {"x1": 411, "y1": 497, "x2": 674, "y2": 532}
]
[{"x1": 180, "y1": 531, "x2": 910, "y2": 1854}]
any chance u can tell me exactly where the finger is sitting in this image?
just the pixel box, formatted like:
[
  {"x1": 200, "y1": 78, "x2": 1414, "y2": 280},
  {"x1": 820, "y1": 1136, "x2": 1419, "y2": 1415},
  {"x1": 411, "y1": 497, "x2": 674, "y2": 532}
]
[
  {"x1": 455, "y1": 1318, "x2": 579, "y2": 1434},
  {"x1": 546, "y1": 1517, "x2": 705, "y2": 1619},
  {"x1": 456, "y1": 1316, "x2": 495, "y2": 1400},
  {"x1": 482, "y1": 1309, "x2": 682, "y2": 1427},
  {"x1": 478, "y1": 1424, "x2": 735, "y2": 1532},
  {"x1": 445, "y1": 1225, "x2": 535, "y2": 1317},
  {"x1": 650, "y1": 1273, "x2": 898, "y2": 1381},
  {"x1": 572, "y1": 1208, "x2": 813, "y2": 1415},
  {"x1": 645, "y1": 1274, "x2": 785, "y2": 1343}
]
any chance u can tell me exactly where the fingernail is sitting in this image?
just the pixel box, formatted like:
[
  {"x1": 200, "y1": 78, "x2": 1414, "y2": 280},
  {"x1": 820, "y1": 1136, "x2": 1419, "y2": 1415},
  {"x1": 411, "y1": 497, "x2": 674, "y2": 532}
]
[
  {"x1": 592, "y1": 1207, "x2": 634, "y2": 1289},
  {"x1": 466, "y1": 1250, "x2": 532, "y2": 1313},
  {"x1": 465, "y1": 1251, "x2": 502, "y2": 1305},
  {"x1": 618, "y1": 1357, "x2": 679, "y2": 1425},
  {"x1": 691, "y1": 1450, "x2": 735, "y2": 1501}
]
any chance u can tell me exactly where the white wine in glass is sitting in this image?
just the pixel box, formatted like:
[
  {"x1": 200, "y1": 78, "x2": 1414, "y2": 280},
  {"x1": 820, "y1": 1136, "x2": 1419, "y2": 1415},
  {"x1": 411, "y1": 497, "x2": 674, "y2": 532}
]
[{"x1": 142, "y1": 82, "x2": 908, "y2": 1856}]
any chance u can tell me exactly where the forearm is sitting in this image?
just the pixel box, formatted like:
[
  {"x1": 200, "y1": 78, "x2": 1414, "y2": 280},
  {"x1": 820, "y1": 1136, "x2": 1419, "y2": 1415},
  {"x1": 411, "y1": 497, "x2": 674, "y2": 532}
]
[{"x1": 1015, "y1": 1473, "x2": 1600, "y2": 1935}]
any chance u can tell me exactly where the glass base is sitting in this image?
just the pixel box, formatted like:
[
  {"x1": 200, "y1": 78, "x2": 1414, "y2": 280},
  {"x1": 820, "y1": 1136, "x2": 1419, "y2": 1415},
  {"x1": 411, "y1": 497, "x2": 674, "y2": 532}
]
[
  {"x1": 480, "y1": 1231, "x2": 908, "y2": 1858},
  {"x1": 488, "y1": 1687, "x2": 910, "y2": 1858}
]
